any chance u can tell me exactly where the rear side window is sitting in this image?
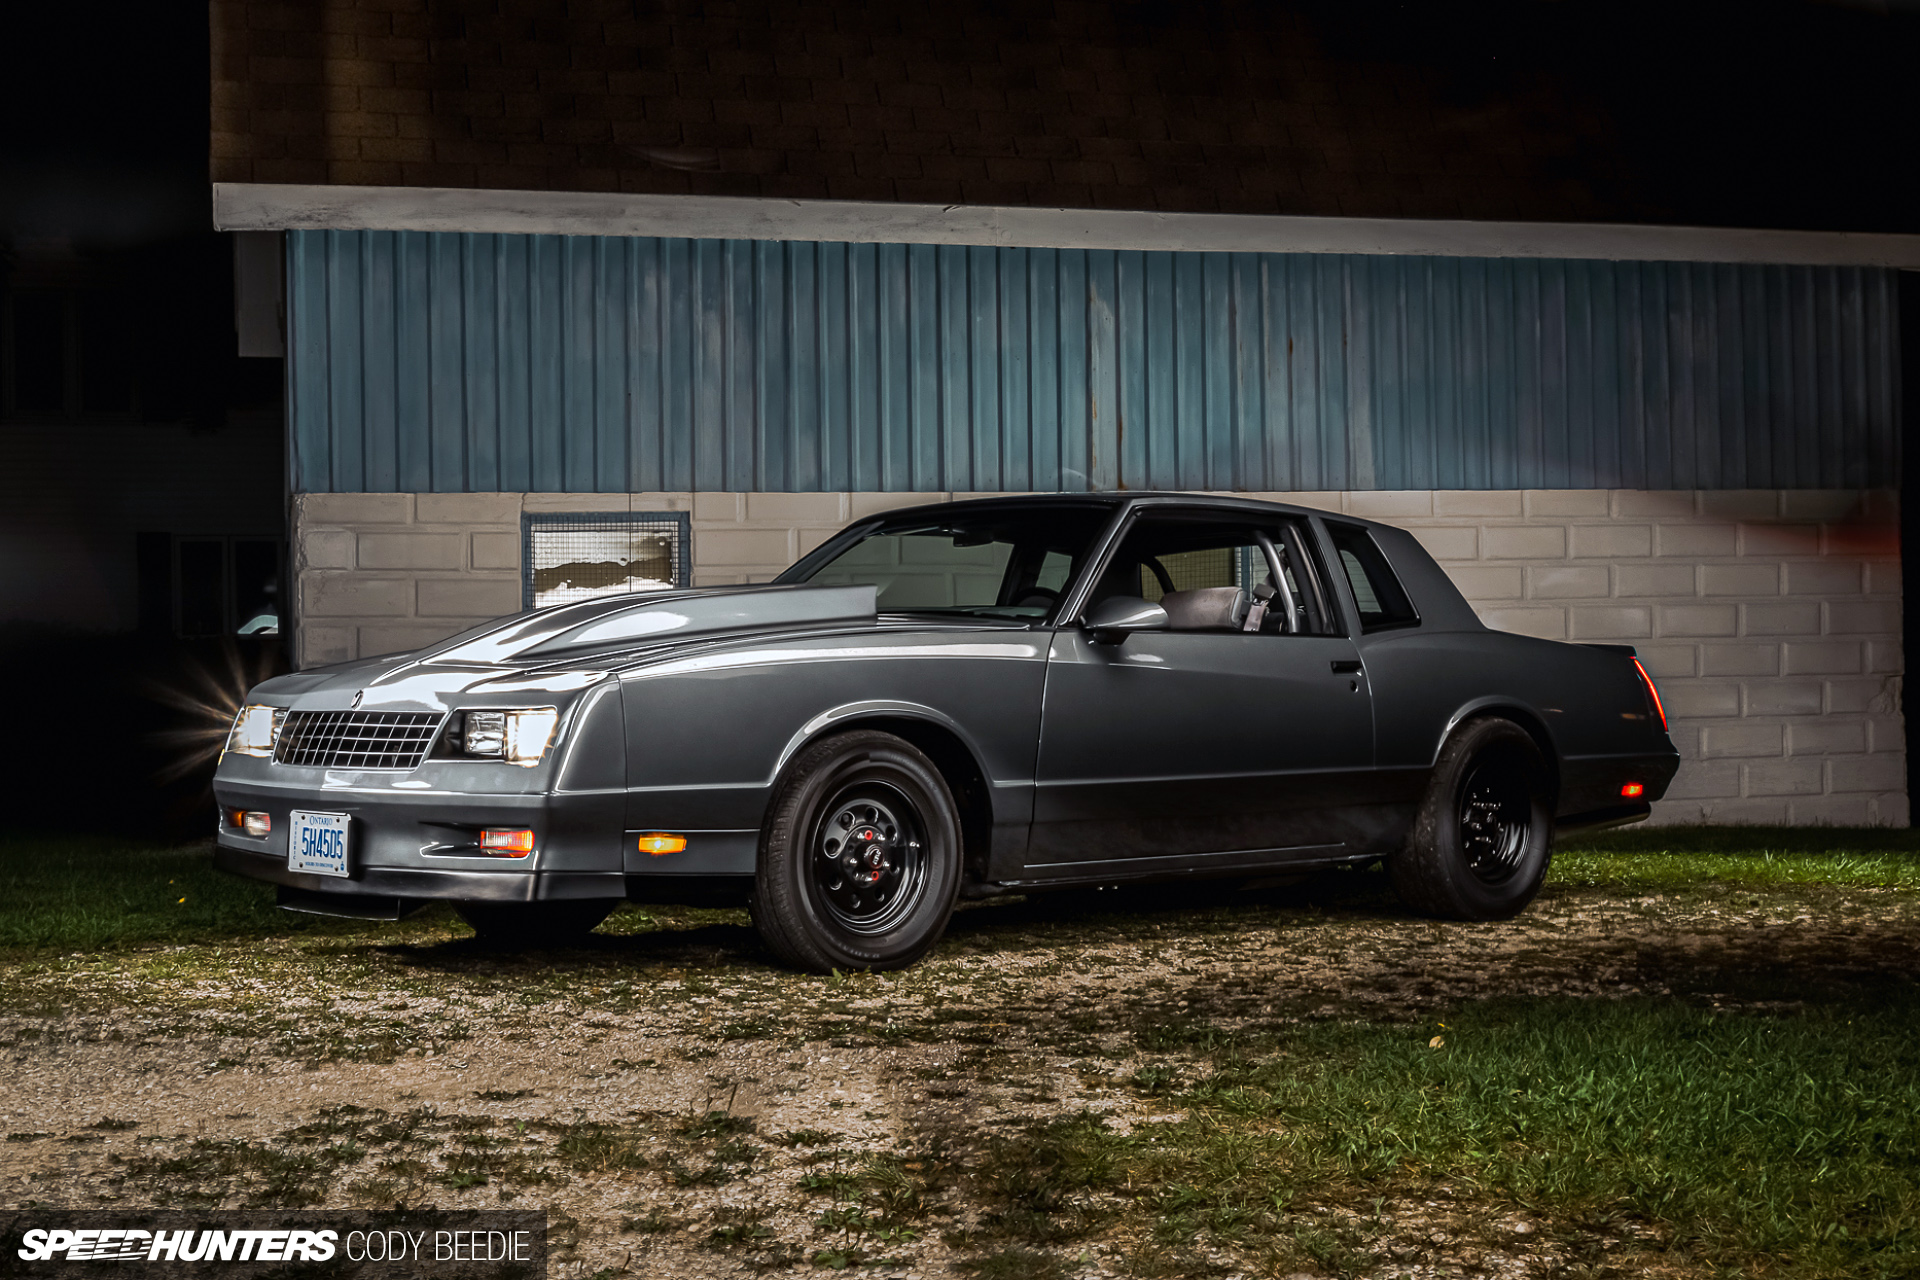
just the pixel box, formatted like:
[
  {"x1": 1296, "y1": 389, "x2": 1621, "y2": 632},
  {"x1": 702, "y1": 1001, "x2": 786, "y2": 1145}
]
[{"x1": 1327, "y1": 523, "x2": 1419, "y2": 632}]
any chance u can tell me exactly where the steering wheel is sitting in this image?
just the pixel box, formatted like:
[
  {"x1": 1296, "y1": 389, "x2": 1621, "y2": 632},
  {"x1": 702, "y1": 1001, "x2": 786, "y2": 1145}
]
[{"x1": 1011, "y1": 586, "x2": 1060, "y2": 610}]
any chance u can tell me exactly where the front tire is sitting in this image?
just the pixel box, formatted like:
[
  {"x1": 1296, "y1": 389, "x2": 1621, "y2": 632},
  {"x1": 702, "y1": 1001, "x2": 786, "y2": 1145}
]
[
  {"x1": 1392, "y1": 717, "x2": 1553, "y2": 920},
  {"x1": 752, "y1": 730, "x2": 963, "y2": 973},
  {"x1": 455, "y1": 899, "x2": 615, "y2": 946}
]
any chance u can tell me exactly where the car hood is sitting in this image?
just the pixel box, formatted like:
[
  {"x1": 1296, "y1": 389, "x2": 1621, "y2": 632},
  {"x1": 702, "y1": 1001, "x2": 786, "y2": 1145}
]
[{"x1": 250, "y1": 583, "x2": 880, "y2": 711}]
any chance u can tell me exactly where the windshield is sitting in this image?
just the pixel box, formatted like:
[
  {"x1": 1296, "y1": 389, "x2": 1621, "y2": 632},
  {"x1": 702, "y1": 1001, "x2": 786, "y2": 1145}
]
[{"x1": 779, "y1": 505, "x2": 1115, "y2": 619}]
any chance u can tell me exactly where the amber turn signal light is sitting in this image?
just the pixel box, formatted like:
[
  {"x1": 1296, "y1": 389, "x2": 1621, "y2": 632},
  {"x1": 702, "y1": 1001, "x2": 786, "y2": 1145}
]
[
  {"x1": 479, "y1": 828, "x2": 536, "y2": 856},
  {"x1": 636, "y1": 833, "x2": 687, "y2": 856},
  {"x1": 229, "y1": 809, "x2": 271, "y2": 836},
  {"x1": 1620, "y1": 782, "x2": 1645, "y2": 798}
]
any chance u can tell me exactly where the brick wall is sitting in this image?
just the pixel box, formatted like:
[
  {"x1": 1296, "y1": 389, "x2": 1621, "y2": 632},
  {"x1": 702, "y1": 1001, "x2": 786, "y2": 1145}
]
[
  {"x1": 293, "y1": 488, "x2": 1905, "y2": 827},
  {"x1": 208, "y1": 2, "x2": 1919, "y2": 233},
  {"x1": 1340, "y1": 489, "x2": 1906, "y2": 827},
  {"x1": 210, "y1": 1, "x2": 1636, "y2": 223}
]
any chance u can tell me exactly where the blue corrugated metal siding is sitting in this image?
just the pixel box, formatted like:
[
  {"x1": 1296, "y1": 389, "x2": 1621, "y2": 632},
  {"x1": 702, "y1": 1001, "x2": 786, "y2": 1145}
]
[{"x1": 287, "y1": 230, "x2": 1901, "y2": 494}]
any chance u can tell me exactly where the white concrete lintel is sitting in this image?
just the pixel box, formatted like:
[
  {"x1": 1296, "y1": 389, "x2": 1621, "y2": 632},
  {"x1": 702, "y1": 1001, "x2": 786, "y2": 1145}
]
[{"x1": 214, "y1": 181, "x2": 1920, "y2": 268}]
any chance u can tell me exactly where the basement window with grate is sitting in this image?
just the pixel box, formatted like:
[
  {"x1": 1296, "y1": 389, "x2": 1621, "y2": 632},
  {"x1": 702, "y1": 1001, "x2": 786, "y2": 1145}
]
[{"x1": 521, "y1": 512, "x2": 692, "y2": 610}]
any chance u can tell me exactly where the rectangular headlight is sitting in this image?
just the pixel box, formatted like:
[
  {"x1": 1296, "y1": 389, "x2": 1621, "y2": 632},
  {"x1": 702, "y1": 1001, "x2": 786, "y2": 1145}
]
[
  {"x1": 464, "y1": 711, "x2": 506, "y2": 756},
  {"x1": 458, "y1": 708, "x2": 559, "y2": 766},
  {"x1": 224, "y1": 705, "x2": 284, "y2": 759}
]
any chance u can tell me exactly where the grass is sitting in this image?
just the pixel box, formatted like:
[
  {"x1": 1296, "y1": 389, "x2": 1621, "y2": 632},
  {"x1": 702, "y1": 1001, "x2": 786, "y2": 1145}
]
[
  {"x1": 7, "y1": 826, "x2": 1920, "y2": 1274},
  {"x1": 0, "y1": 835, "x2": 336, "y2": 950},
  {"x1": 938, "y1": 990, "x2": 1920, "y2": 1275},
  {"x1": 1557, "y1": 824, "x2": 1920, "y2": 893},
  {"x1": 2, "y1": 824, "x2": 1913, "y2": 956},
  {"x1": 929, "y1": 826, "x2": 1920, "y2": 1276},
  {"x1": 0, "y1": 834, "x2": 725, "y2": 956},
  {"x1": 117, "y1": 1104, "x2": 566, "y2": 1209},
  {"x1": 122, "y1": 1135, "x2": 347, "y2": 1208},
  {"x1": 1162, "y1": 994, "x2": 1920, "y2": 1274}
]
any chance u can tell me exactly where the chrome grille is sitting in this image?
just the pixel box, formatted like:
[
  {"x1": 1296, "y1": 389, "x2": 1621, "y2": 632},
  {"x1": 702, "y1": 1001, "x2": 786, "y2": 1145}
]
[{"x1": 275, "y1": 710, "x2": 444, "y2": 769}]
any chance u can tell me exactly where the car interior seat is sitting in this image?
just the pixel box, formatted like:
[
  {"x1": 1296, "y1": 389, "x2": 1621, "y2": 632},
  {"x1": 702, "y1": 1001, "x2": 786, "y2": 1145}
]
[{"x1": 1158, "y1": 586, "x2": 1251, "y2": 631}]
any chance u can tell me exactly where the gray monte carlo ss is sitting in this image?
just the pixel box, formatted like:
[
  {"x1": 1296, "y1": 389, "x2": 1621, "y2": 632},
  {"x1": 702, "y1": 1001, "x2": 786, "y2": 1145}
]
[{"x1": 214, "y1": 494, "x2": 1679, "y2": 972}]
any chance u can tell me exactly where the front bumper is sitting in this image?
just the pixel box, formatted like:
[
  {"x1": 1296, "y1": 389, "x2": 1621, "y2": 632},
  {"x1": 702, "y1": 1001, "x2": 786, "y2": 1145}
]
[
  {"x1": 212, "y1": 845, "x2": 625, "y2": 903},
  {"x1": 212, "y1": 771, "x2": 627, "y2": 904}
]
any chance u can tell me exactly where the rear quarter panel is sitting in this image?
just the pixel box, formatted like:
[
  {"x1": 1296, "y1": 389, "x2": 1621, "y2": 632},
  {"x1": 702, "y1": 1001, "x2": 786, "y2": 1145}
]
[
  {"x1": 1362, "y1": 628, "x2": 1677, "y2": 816},
  {"x1": 1331, "y1": 518, "x2": 1677, "y2": 819}
]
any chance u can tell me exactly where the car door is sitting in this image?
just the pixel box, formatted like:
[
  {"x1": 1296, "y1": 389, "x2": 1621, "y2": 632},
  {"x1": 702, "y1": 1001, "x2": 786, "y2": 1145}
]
[{"x1": 1027, "y1": 508, "x2": 1378, "y2": 879}]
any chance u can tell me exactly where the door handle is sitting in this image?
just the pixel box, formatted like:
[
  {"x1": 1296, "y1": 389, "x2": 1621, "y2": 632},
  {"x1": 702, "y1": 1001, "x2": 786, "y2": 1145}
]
[{"x1": 1330, "y1": 659, "x2": 1363, "y2": 674}]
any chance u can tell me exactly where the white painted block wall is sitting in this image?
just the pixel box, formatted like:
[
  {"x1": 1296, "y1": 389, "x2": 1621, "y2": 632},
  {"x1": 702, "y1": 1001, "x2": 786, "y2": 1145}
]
[{"x1": 293, "y1": 489, "x2": 1906, "y2": 827}]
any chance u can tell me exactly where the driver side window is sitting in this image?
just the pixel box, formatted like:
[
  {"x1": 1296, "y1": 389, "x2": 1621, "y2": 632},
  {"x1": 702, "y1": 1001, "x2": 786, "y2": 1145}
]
[{"x1": 1090, "y1": 515, "x2": 1332, "y2": 635}]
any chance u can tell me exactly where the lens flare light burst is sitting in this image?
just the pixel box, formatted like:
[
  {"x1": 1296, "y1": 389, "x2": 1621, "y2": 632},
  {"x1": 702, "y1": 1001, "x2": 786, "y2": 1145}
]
[{"x1": 146, "y1": 641, "x2": 287, "y2": 786}]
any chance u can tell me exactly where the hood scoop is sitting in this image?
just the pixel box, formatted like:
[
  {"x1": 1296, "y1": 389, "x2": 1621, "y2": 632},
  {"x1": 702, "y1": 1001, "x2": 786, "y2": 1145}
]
[{"x1": 523, "y1": 583, "x2": 877, "y2": 656}]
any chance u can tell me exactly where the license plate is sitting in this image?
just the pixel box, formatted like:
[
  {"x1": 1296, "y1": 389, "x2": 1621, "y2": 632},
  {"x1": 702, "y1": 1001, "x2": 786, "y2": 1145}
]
[{"x1": 289, "y1": 810, "x2": 351, "y2": 878}]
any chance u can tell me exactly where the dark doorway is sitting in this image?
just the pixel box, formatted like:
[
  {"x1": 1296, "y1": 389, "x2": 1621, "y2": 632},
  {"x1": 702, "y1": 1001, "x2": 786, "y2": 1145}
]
[{"x1": 1901, "y1": 272, "x2": 1919, "y2": 812}]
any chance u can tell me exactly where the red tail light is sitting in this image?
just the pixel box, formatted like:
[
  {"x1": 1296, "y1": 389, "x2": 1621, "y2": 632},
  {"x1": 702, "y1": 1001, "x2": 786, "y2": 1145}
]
[{"x1": 1631, "y1": 657, "x2": 1667, "y2": 733}]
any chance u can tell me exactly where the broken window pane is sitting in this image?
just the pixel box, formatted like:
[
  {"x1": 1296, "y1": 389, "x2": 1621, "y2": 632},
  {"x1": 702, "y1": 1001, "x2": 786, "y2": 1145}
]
[{"x1": 525, "y1": 513, "x2": 688, "y2": 609}]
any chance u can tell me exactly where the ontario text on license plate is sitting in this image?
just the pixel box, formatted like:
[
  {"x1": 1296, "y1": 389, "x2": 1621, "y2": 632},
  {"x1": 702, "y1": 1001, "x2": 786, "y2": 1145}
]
[{"x1": 289, "y1": 810, "x2": 351, "y2": 877}]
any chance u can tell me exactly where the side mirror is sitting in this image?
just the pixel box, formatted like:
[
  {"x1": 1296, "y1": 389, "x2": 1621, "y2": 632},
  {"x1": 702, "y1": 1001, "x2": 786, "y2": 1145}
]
[{"x1": 1083, "y1": 597, "x2": 1170, "y2": 645}]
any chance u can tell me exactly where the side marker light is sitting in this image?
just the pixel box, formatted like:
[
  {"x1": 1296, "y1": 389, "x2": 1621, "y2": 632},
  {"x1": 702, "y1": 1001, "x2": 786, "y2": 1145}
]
[
  {"x1": 1621, "y1": 782, "x2": 1645, "y2": 799},
  {"x1": 637, "y1": 833, "x2": 687, "y2": 856}
]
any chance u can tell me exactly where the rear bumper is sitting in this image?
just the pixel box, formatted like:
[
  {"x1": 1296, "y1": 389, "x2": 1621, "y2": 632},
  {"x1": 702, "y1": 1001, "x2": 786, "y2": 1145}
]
[
  {"x1": 1554, "y1": 802, "x2": 1652, "y2": 836},
  {"x1": 1557, "y1": 746, "x2": 1682, "y2": 819}
]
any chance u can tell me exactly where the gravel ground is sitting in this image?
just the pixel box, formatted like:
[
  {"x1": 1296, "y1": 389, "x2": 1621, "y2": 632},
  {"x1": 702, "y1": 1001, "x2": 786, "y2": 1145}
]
[{"x1": 3, "y1": 870, "x2": 1916, "y2": 1279}]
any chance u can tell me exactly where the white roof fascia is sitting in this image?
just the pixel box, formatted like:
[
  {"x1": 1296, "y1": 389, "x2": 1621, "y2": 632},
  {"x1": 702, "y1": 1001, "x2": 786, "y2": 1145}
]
[{"x1": 213, "y1": 182, "x2": 1920, "y2": 269}]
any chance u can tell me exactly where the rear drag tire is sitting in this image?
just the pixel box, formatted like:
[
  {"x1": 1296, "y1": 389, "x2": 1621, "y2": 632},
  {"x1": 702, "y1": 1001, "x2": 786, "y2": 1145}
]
[
  {"x1": 752, "y1": 730, "x2": 962, "y2": 973},
  {"x1": 455, "y1": 899, "x2": 615, "y2": 946},
  {"x1": 1392, "y1": 717, "x2": 1553, "y2": 921}
]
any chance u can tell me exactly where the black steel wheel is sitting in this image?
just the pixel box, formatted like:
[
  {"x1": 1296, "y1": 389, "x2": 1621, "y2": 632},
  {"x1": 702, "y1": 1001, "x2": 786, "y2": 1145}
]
[
  {"x1": 1457, "y1": 758, "x2": 1533, "y2": 886},
  {"x1": 752, "y1": 730, "x2": 962, "y2": 972},
  {"x1": 455, "y1": 899, "x2": 616, "y2": 947},
  {"x1": 809, "y1": 789, "x2": 931, "y2": 935},
  {"x1": 1392, "y1": 717, "x2": 1553, "y2": 920}
]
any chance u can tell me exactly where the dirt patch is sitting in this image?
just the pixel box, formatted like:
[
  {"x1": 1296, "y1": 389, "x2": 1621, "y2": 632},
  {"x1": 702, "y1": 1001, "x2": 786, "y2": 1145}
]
[{"x1": 3, "y1": 871, "x2": 1917, "y2": 1278}]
